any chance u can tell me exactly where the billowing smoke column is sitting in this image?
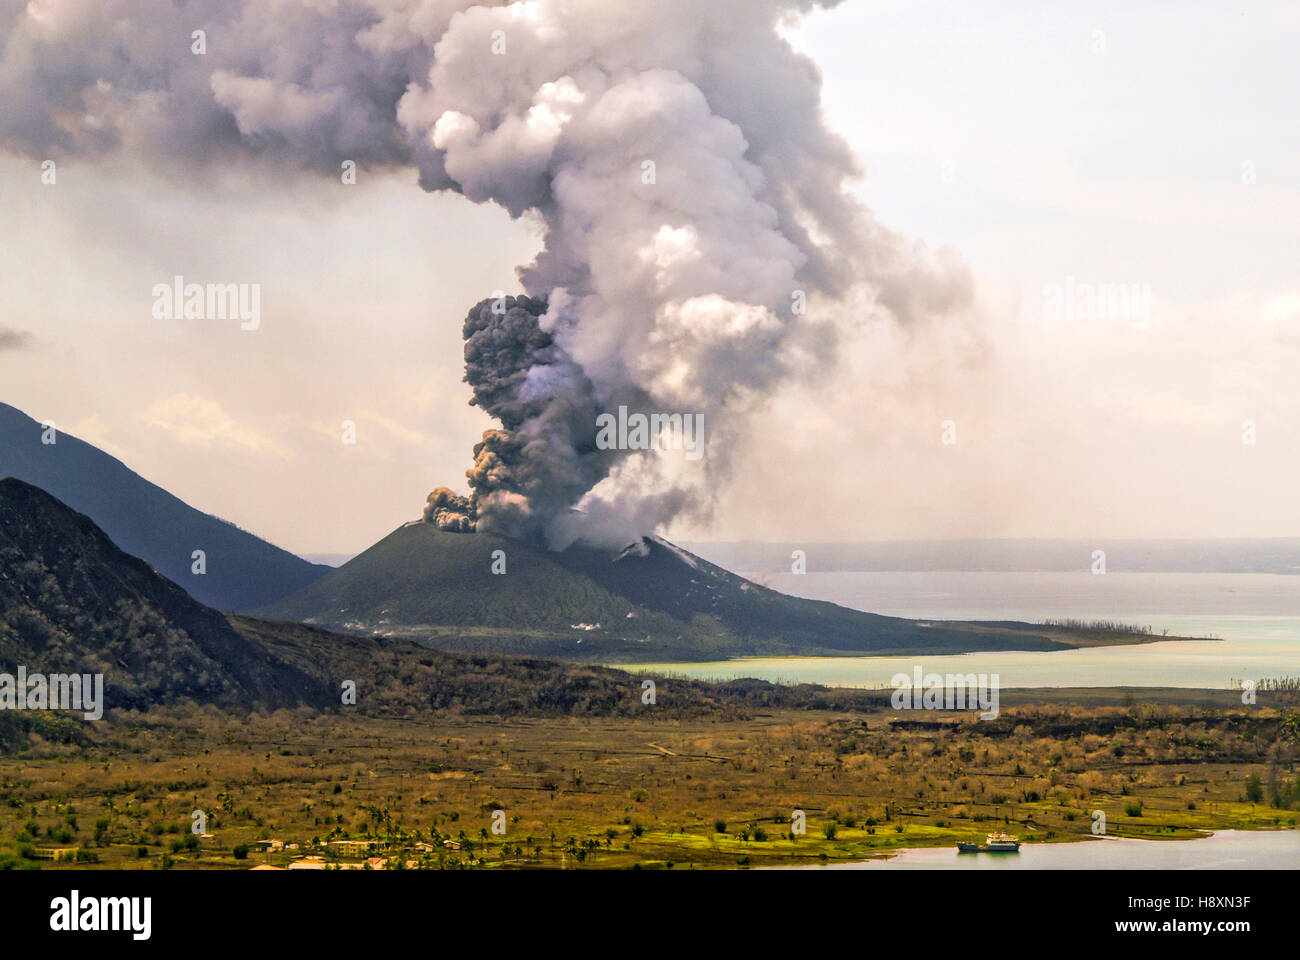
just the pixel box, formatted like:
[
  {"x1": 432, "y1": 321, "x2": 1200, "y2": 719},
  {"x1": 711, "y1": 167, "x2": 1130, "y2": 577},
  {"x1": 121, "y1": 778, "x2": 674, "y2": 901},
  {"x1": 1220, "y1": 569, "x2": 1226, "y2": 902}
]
[{"x1": 0, "y1": 0, "x2": 972, "y2": 549}]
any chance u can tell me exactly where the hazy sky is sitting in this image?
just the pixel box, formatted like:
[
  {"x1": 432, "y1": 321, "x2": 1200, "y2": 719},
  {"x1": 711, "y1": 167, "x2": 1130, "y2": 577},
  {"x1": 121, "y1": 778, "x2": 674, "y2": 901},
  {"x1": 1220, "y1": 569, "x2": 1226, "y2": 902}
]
[{"x1": 2, "y1": 0, "x2": 1297, "y2": 555}]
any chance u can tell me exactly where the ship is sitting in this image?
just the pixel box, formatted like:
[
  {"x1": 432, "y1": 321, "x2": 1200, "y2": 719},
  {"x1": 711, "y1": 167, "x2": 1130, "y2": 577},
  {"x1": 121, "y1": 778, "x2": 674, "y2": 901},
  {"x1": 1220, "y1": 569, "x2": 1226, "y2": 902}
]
[{"x1": 957, "y1": 832, "x2": 1021, "y2": 853}]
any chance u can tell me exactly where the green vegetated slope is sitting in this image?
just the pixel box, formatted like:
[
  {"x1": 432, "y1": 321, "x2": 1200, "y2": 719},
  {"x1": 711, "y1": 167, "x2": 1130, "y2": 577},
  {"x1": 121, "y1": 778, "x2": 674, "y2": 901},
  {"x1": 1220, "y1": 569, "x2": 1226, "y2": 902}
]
[{"x1": 0, "y1": 478, "x2": 331, "y2": 727}]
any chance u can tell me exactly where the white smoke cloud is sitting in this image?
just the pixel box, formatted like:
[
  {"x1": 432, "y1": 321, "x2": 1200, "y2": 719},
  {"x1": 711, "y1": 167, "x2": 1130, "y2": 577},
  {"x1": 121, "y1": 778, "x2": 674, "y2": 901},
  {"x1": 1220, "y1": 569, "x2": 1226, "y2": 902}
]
[{"x1": 0, "y1": 0, "x2": 973, "y2": 548}]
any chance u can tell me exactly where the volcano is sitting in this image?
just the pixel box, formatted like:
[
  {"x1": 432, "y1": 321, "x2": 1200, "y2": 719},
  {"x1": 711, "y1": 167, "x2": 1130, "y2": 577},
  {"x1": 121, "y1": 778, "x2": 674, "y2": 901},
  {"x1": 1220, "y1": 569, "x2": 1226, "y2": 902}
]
[
  {"x1": 258, "y1": 522, "x2": 1069, "y2": 662},
  {"x1": 0, "y1": 477, "x2": 905, "y2": 740}
]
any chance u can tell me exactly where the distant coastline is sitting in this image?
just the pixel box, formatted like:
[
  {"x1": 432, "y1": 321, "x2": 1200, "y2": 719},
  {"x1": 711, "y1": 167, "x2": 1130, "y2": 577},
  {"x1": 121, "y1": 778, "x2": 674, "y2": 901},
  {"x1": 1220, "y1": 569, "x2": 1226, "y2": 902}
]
[{"x1": 684, "y1": 539, "x2": 1300, "y2": 576}]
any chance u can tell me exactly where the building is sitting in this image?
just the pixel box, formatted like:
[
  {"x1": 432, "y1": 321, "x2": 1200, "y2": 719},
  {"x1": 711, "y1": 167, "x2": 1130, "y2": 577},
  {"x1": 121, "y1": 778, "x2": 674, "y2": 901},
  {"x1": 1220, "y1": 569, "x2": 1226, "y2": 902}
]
[
  {"x1": 30, "y1": 847, "x2": 77, "y2": 861},
  {"x1": 327, "y1": 839, "x2": 376, "y2": 855}
]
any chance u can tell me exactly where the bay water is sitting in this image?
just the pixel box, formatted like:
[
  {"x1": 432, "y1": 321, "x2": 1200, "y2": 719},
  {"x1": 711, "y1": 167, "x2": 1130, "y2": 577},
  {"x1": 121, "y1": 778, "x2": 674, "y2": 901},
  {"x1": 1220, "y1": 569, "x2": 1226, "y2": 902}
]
[{"x1": 631, "y1": 572, "x2": 1300, "y2": 689}]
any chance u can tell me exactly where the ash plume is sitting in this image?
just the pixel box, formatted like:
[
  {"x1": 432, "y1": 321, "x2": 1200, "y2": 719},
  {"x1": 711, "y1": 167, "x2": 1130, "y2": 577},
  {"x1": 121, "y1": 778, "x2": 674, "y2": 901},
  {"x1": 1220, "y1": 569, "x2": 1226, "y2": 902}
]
[
  {"x1": 423, "y1": 293, "x2": 612, "y2": 539},
  {"x1": 0, "y1": 0, "x2": 974, "y2": 549}
]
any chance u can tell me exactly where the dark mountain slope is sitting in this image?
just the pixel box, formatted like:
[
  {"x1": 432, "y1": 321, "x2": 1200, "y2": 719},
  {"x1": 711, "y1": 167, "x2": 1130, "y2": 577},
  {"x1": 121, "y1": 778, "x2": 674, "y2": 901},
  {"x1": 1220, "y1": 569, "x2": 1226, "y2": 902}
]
[
  {"x1": 0, "y1": 401, "x2": 327, "y2": 610},
  {"x1": 0, "y1": 478, "x2": 330, "y2": 712},
  {"x1": 259, "y1": 522, "x2": 1068, "y2": 661}
]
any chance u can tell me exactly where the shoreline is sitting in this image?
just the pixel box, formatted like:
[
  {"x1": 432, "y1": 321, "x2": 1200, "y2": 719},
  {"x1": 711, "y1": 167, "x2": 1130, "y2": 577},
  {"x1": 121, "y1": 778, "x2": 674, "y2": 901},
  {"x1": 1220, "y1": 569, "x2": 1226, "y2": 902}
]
[{"x1": 771, "y1": 827, "x2": 1300, "y2": 870}]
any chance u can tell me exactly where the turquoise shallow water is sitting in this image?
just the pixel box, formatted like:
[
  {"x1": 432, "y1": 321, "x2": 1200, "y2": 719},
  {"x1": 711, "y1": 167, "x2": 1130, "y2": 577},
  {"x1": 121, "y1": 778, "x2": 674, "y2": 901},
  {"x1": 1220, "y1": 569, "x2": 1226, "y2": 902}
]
[
  {"x1": 778, "y1": 829, "x2": 1300, "y2": 870},
  {"x1": 627, "y1": 572, "x2": 1300, "y2": 688}
]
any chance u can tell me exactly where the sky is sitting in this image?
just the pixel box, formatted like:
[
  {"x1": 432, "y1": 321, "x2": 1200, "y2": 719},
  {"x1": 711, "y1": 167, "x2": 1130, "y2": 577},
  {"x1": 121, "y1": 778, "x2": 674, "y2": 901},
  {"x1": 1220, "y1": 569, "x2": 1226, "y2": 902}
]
[{"x1": 1, "y1": 0, "x2": 1297, "y2": 556}]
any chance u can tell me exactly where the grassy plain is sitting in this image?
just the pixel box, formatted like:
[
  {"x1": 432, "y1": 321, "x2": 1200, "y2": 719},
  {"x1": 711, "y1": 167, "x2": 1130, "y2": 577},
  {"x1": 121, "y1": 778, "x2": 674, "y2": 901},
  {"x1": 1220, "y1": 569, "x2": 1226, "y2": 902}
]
[{"x1": 2, "y1": 689, "x2": 1297, "y2": 870}]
